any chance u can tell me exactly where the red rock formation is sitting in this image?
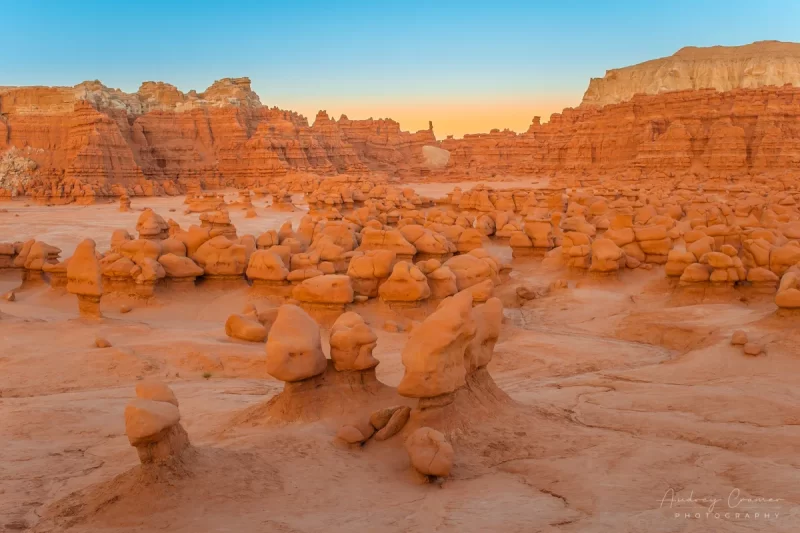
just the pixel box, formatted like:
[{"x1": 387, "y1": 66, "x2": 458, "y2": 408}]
[
  {"x1": 0, "y1": 79, "x2": 435, "y2": 199},
  {"x1": 437, "y1": 85, "x2": 800, "y2": 181},
  {"x1": 337, "y1": 115, "x2": 436, "y2": 174},
  {"x1": 10, "y1": 63, "x2": 800, "y2": 198}
]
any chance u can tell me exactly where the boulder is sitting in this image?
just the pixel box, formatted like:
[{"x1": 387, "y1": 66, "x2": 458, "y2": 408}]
[
  {"x1": 680, "y1": 263, "x2": 712, "y2": 283},
  {"x1": 405, "y1": 427, "x2": 454, "y2": 478},
  {"x1": 347, "y1": 249, "x2": 396, "y2": 297},
  {"x1": 292, "y1": 274, "x2": 354, "y2": 305},
  {"x1": 120, "y1": 239, "x2": 162, "y2": 264},
  {"x1": 124, "y1": 396, "x2": 189, "y2": 464},
  {"x1": 357, "y1": 228, "x2": 416, "y2": 256},
  {"x1": 336, "y1": 425, "x2": 368, "y2": 444},
  {"x1": 397, "y1": 290, "x2": 476, "y2": 398},
  {"x1": 776, "y1": 272, "x2": 800, "y2": 308},
  {"x1": 373, "y1": 406, "x2": 411, "y2": 441},
  {"x1": 225, "y1": 314, "x2": 268, "y2": 342},
  {"x1": 135, "y1": 380, "x2": 179, "y2": 406},
  {"x1": 329, "y1": 312, "x2": 379, "y2": 371},
  {"x1": 378, "y1": 262, "x2": 431, "y2": 303},
  {"x1": 443, "y1": 254, "x2": 494, "y2": 291},
  {"x1": 731, "y1": 330, "x2": 748, "y2": 346},
  {"x1": 246, "y1": 250, "x2": 289, "y2": 283},
  {"x1": 158, "y1": 254, "x2": 204, "y2": 279},
  {"x1": 124, "y1": 399, "x2": 180, "y2": 446},
  {"x1": 136, "y1": 209, "x2": 169, "y2": 240},
  {"x1": 193, "y1": 236, "x2": 248, "y2": 277},
  {"x1": 590, "y1": 238, "x2": 625, "y2": 272},
  {"x1": 265, "y1": 305, "x2": 327, "y2": 382}
]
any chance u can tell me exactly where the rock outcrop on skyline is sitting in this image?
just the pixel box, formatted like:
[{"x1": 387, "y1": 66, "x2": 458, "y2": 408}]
[
  {"x1": 581, "y1": 40, "x2": 800, "y2": 107},
  {"x1": 0, "y1": 78, "x2": 435, "y2": 199}
]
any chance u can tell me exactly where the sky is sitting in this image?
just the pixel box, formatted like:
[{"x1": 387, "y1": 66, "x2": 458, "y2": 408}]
[{"x1": 3, "y1": 1, "x2": 800, "y2": 138}]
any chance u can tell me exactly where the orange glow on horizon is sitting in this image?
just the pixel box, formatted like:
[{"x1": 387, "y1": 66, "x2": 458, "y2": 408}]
[{"x1": 273, "y1": 94, "x2": 581, "y2": 139}]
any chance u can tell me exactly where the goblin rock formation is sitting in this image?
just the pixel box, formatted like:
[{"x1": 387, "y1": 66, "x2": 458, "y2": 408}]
[{"x1": 124, "y1": 381, "x2": 191, "y2": 464}]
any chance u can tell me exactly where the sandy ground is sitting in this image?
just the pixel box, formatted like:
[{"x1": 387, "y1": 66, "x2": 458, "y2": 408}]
[{"x1": 1, "y1": 195, "x2": 799, "y2": 532}]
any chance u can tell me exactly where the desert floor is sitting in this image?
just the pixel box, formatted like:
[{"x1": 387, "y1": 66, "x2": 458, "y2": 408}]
[{"x1": 0, "y1": 188, "x2": 798, "y2": 533}]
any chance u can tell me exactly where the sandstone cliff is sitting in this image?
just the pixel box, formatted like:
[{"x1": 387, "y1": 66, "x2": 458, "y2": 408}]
[
  {"x1": 7, "y1": 40, "x2": 800, "y2": 199},
  {"x1": 437, "y1": 84, "x2": 800, "y2": 181},
  {"x1": 0, "y1": 78, "x2": 435, "y2": 199},
  {"x1": 582, "y1": 41, "x2": 800, "y2": 107}
]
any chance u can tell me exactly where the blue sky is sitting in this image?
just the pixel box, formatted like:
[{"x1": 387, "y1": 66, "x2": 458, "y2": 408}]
[{"x1": 4, "y1": 1, "x2": 800, "y2": 136}]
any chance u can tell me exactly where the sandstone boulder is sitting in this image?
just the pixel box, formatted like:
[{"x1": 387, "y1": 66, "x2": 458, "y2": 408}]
[
  {"x1": 265, "y1": 305, "x2": 327, "y2": 382},
  {"x1": 292, "y1": 274, "x2": 354, "y2": 305},
  {"x1": 405, "y1": 427, "x2": 454, "y2": 478},
  {"x1": 225, "y1": 314, "x2": 268, "y2": 342},
  {"x1": 373, "y1": 406, "x2": 411, "y2": 441},
  {"x1": 124, "y1": 386, "x2": 190, "y2": 464},
  {"x1": 397, "y1": 290, "x2": 476, "y2": 398},
  {"x1": 136, "y1": 209, "x2": 169, "y2": 240},
  {"x1": 443, "y1": 254, "x2": 493, "y2": 291},
  {"x1": 378, "y1": 262, "x2": 431, "y2": 303},
  {"x1": 357, "y1": 228, "x2": 416, "y2": 256},
  {"x1": 193, "y1": 236, "x2": 248, "y2": 277},
  {"x1": 329, "y1": 312, "x2": 379, "y2": 371},
  {"x1": 590, "y1": 238, "x2": 625, "y2": 272},
  {"x1": 246, "y1": 250, "x2": 289, "y2": 283},
  {"x1": 158, "y1": 254, "x2": 204, "y2": 279}
]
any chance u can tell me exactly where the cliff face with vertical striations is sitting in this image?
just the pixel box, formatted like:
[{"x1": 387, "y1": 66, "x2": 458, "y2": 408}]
[
  {"x1": 435, "y1": 42, "x2": 800, "y2": 183},
  {"x1": 437, "y1": 85, "x2": 800, "y2": 181},
  {"x1": 0, "y1": 78, "x2": 435, "y2": 199},
  {"x1": 7, "y1": 41, "x2": 800, "y2": 198},
  {"x1": 581, "y1": 41, "x2": 800, "y2": 107}
]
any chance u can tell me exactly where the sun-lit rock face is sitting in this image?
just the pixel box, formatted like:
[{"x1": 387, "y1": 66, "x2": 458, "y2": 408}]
[
  {"x1": 582, "y1": 41, "x2": 800, "y2": 107},
  {"x1": 0, "y1": 79, "x2": 433, "y2": 200},
  {"x1": 438, "y1": 82, "x2": 800, "y2": 180},
  {"x1": 8, "y1": 40, "x2": 800, "y2": 199}
]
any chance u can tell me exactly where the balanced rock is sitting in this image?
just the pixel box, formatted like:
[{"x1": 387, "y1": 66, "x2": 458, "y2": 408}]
[
  {"x1": 66, "y1": 239, "x2": 103, "y2": 317},
  {"x1": 124, "y1": 382, "x2": 190, "y2": 464}
]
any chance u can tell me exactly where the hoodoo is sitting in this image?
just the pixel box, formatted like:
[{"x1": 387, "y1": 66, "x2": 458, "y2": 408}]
[{"x1": 4, "y1": 15, "x2": 800, "y2": 532}]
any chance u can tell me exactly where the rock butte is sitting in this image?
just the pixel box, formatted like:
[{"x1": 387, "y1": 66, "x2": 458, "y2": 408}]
[
  {"x1": 2, "y1": 41, "x2": 800, "y2": 533},
  {"x1": 6, "y1": 42, "x2": 800, "y2": 204}
]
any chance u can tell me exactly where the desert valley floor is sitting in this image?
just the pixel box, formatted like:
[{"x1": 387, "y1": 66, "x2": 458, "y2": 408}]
[{"x1": 1, "y1": 185, "x2": 799, "y2": 533}]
